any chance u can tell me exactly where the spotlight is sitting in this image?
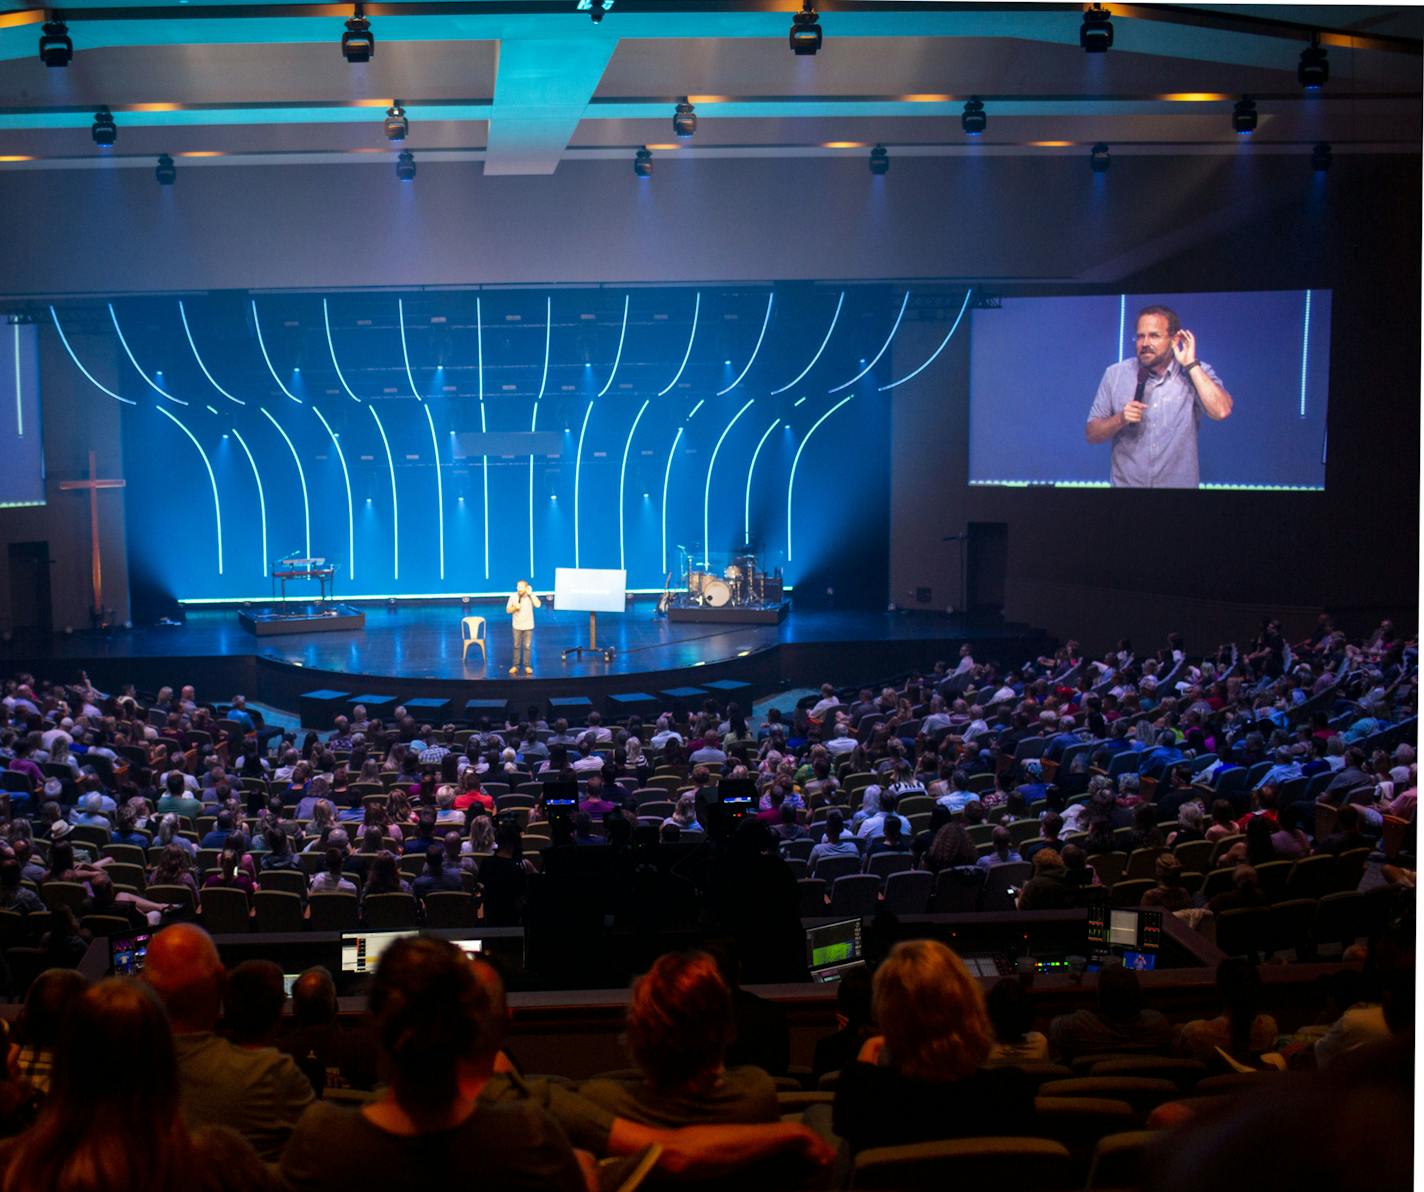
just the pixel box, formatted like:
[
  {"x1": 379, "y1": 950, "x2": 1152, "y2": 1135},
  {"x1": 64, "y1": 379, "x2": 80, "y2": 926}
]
[
  {"x1": 587, "y1": 0, "x2": 606, "y2": 23},
  {"x1": 1312, "y1": 141, "x2": 1332, "y2": 172},
  {"x1": 342, "y1": 6, "x2": 374, "y2": 63},
  {"x1": 868, "y1": 144, "x2": 889, "y2": 175},
  {"x1": 1232, "y1": 96, "x2": 1257, "y2": 134},
  {"x1": 634, "y1": 146, "x2": 653, "y2": 177},
  {"x1": 91, "y1": 109, "x2": 117, "y2": 147},
  {"x1": 1080, "y1": 4, "x2": 1113, "y2": 52},
  {"x1": 39, "y1": 20, "x2": 73, "y2": 68},
  {"x1": 1090, "y1": 142, "x2": 1110, "y2": 173},
  {"x1": 384, "y1": 102, "x2": 408, "y2": 141},
  {"x1": 1298, "y1": 38, "x2": 1328, "y2": 89},
  {"x1": 790, "y1": 1, "x2": 822, "y2": 56},
  {"x1": 396, "y1": 149, "x2": 416, "y2": 181},
  {"x1": 155, "y1": 154, "x2": 176, "y2": 185},
  {"x1": 673, "y1": 98, "x2": 697, "y2": 139},
  {"x1": 961, "y1": 97, "x2": 987, "y2": 136}
]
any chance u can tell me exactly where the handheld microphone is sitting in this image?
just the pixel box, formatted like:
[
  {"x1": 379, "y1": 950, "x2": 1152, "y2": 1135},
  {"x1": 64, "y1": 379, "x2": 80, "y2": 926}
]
[{"x1": 1134, "y1": 366, "x2": 1150, "y2": 406}]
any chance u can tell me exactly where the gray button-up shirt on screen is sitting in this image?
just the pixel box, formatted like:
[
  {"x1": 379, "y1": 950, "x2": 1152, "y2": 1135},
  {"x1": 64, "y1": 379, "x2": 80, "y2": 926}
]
[{"x1": 1088, "y1": 357, "x2": 1223, "y2": 488}]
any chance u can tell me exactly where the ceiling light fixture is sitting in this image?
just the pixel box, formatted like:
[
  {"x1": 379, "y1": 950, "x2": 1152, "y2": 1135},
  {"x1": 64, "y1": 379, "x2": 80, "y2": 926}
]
[
  {"x1": 396, "y1": 149, "x2": 416, "y2": 181},
  {"x1": 1232, "y1": 96, "x2": 1257, "y2": 134},
  {"x1": 384, "y1": 102, "x2": 408, "y2": 141},
  {"x1": 634, "y1": 146, "x2": 653, "y2": 177},
  {"x1": 961, "y1": 97, "x2": 987, "y2": 136},
  {"x1": 868, "y1": 144, "x2": 889, "y2": 175},
  {"x1": 1090, "y1": 142, "x2": 1110, "y2": 173},
  {"x1": 39, "y1": 19, "x2": 73, "y2": 67},
  {"x1": 1312, "y1": 141, "x2": 1332, "y2": 172},
  {"x1": 673, "y1": 98, "x2": 697, "y2": 138},
  {"x1": 586, "y1": 0, "x2": 607, "y2": 24},
  {"x1": 1080, "y1": 4, "x2": 1113, "y2": 53},
  {"x1": 790, "y1": 1, "x2": 822, "y2": 56},
  {"x1": 342, "y1": 5, "x2": 374, "y2": 63},
  {"x1": 155, "y1": 154, "x2": 176, "y2": 185},
  {"x1": 1298, "y1": 37, "x2": 1328, "y2": 89},
  {"x1": 91, "y1": 108, "x2": 116, "y2": 147}
]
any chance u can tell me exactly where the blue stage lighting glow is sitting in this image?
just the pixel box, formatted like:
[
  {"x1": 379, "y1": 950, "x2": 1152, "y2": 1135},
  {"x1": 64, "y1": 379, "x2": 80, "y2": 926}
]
[
  {"x1": 12, "y1": 325, "x2": 21, "y2": 437},
  {"x1": 1299, "y1": 289, "x2": 1312, "y2": 419},
  {"x1": 397, "y1": 297, "x2": 424, "y2": 403},
  {"x1": 596, "y1": 294, "x2": 630, "y2": 397},
  {"x1": 259, "y1": 407, "x2": 310, "y2": 557},
  {"x1": 618, "y1": 398, "x2": 651, "y2": 572},
  {"x1": 744, "y1": 416, "x2": 781, "y2": 541},
  {"x1": 687, "y1": 399, "x2": 704, "y2": 419},
  {"x1": 178, "y1": 300, "x2": 245, "y2": 405},
  {"x1": 312, "y1": 406, "x2": 355, "y2": 581},
  {"x1": 657, "y1": 292, "x2": 700, "y2": 396},
  {"x1": 109, "y1": 304, "x2": 188, "y2": 405},
  {"x1": 229, "y1": 426, "x2": 268, "y2": 577},
  {"x1": 704, "y1": 398, "x2": 755, "y2": 567},
  {"x1": 323, "y1": 299, "x2": 364, "y2": 403},
  {"x1": 716, "y1": 292, "x2": 774, "y2": 396},
  {"x1": 368, "y1": 404, "x2": 399, "y2": 580},
  {"x1": 154, "y1": 405, "x2": 222, "y2": 574},
  {"x1": 1118, "y1": 293, "x2": 1127, "y2": 361},
  {"x1": 878, "y1": 288, "x2": 972, "y2": 392},
  {"x1": 49, "y1": 306, "x2": 137, "y2": 406},
  {"x1": 476, "y1": 297, "x2": 489, "y2": 579},
  {"x1": 770, "y1": 291, "x2": 844, "y2": 394},
  {"x1": 528, "y1": 296, "x2": 552, "y2": 578},
  {"x1": 660, "y1": 425, "x2": 685, "y2": 574},
  {"x1": 829, "y1": 290, "x2": 909, "y2": 393},
  {"x1": 573, "y1": 399, "x2": 594, "y2": 567},
  {"x1": 787, "y1": 394, "x2": 854, "y2": 560},
  {"x1": 251, "y1": 300, "x2": 304, "y2": 404},
  {"x1": 423, "y1": 403, "x2": 445, "y2": 579}
]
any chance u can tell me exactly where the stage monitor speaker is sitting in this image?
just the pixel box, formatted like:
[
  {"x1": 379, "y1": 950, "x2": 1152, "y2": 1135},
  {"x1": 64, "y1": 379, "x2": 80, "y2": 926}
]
[{"x1": 966, "y1": 522, "x2": 1007, "y2": 613}]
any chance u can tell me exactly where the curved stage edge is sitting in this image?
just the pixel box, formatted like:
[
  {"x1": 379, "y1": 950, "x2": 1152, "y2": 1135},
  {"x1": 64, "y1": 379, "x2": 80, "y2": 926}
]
[{"x1": 0, "y1": 600, "x2": 1051, "y2": 728}]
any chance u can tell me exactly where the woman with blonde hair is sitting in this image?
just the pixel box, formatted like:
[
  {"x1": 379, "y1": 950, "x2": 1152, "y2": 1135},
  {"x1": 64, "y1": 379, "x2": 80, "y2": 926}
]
[{"x1": 831, "y1": 939, "x2": 1033, "y2": 1151}]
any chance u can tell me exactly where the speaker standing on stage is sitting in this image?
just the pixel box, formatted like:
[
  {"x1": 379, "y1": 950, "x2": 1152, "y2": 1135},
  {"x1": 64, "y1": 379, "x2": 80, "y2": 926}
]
[{"x1": 506, "y1": 580, "x2": 541, "y2": 676}]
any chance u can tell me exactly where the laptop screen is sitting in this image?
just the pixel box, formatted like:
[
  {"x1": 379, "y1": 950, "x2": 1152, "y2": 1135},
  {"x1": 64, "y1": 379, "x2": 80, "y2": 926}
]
[{"x1": 805, "y1": 917, "x2": 863, "y2": 973}]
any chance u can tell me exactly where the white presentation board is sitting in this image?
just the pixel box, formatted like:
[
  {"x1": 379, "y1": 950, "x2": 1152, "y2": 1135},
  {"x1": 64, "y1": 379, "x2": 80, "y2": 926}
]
[{"x1": 554, "y1": 568, "x2": 627, "y2": 614}]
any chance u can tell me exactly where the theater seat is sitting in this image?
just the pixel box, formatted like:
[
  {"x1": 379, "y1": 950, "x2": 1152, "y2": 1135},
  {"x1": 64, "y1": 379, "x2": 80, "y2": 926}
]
[
  {"x1": 363, "y1": 892, "x2": 419, "y2": 930},
  {"x1": 851, "y1": 1137, "x2": 1072, "y2": 1191},
  {"x1": 829, "y1": 874, "x2": 880, "y2": 917},
  {"x1": 1085, "y1": 1130, "x2": 1160, "y2": 1191},
  {"x1": 882, "y1": 870, "x2": 933, "y2": 915}
]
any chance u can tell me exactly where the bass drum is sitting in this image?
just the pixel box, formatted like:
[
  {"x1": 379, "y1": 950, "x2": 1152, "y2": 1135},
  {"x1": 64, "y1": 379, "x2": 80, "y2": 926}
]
[{"x1": 704, "y1": 579, "x2": 732, "y2": 607}]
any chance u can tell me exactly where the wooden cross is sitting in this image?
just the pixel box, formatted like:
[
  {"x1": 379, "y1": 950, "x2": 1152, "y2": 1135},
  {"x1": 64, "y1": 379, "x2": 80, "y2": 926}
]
[{"x1": 58, "y1": 450, "x2": 126, "y2": 620}]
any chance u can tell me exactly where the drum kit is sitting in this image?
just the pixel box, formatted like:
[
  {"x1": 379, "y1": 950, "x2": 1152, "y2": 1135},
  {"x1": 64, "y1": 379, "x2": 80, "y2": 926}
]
[{"x1": 682, "y1": 550, "x2": 778, "y2": 608}]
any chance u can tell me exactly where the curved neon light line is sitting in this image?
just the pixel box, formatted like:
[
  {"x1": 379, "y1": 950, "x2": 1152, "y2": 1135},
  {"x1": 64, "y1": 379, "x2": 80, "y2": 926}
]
[
  {"x1": 703, "y1": 398, "x2": 755, "y2": 568},
  {"x1": 1117, "y1": 293, "x2": 1127, "y2": 362},
  {"x1": 573, "y1": 400, "x2": 594, "y2": 568},
  {"x1": 770, "y1": 292, "x2": 844, "y2": 395},
  {"x1": 311, "y1": 406, "x2": 355, "y2": 582},
  {"x1": 596, "y1": 294, "x2": 630, "y2": 398},
  {"x1": 657, "y1": 292, "x2": 700, "y2": 397},
  {"x1": 48, "y1": 307, "x2": 137, "y2": 406},
  {"x1": 716, "y1": 293, "x2": 774, "y2": 396},
  {"x1": 477, "y1": 297, "x2": 488, "y2": 579},
  {"x1": 686, "y1": 399, "x2": 704, "y2": 420},
  {"x1": 1299, "y1": 289, "x2": 1312, "y2": 419},
  {"x1": 323, "y1": 299, "x2": 363, "y2": 403},
  {"x1": 258, "y1": 407, "x2": 310, "y2": 558},
  {"x1": 526, "y1": 297, "x2": 552, "y2": 579},
  {"x1": 397, "y1": 298, "x2": 424, "y2": 404},
  {"x1": 829, "y1": 290, "x2": 909, "y2": 393},
  {"x1": 660, "y1": 426, "x2": 685, "y2": 575},
  {"x1": 423, "y1": 404, "x2": 445, "y2": 580},
  {"x1": 178, "y1": 301, "x2": 245, "y2": 406},
  {"x1": 744, "y1": 416, "x2": 781, "y2": 541},
  {"x1": 154, "y1": 406, "x2": 221, "y2": 574},
  {"x1": 878, "y1": 288, "x2": 973, "y2": 392},
  {"x1": 229, "y1": 427, "x2": 268, "y2": 577},
  {"x1": 251, "y1": 300, "x2": 303, "y2": 404},
  {"x1": 787, "y1": 394, "x2": 854, "y2": 561},
  {"x1": 367, "y1": 405, "x2": 399, "y2": 581},
  {"x1": 108, "y1": 305, "x2": 187, "y2": 405},
  {"x1": 618, "y1": 399, "x2": 651, "y2": 572}
]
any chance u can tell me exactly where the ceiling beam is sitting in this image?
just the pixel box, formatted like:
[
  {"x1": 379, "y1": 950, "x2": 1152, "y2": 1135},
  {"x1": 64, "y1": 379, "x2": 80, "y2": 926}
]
[{"x1": 484, "y1": 36, "x2": 616, "y2": 172}]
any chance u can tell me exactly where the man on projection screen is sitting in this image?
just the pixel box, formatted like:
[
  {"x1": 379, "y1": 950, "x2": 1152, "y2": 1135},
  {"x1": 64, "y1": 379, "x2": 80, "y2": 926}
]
[{"x1": 1084, "y1": 305, "x2": 1234, "y2": 488}]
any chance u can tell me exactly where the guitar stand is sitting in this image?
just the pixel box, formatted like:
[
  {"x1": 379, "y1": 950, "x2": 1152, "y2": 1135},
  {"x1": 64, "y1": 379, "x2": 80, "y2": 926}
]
[{"x1": 561, "y1": 611, "x2": 616, "y2": 664}]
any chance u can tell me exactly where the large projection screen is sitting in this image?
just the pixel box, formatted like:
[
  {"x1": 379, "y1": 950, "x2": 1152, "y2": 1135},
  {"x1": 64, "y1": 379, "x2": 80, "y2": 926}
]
[{"x1": 554, "y1": 568, "x2": 627, "y2": 613}]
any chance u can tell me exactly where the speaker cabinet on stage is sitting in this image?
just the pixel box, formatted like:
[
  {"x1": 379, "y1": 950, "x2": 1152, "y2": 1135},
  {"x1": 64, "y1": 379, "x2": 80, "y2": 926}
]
[{"x1": 966, "y1": 522, "x2": 1007, "y2": 614}]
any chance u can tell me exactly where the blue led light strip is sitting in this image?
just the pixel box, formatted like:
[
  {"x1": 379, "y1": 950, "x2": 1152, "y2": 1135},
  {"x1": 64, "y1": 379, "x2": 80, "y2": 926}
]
[
  {"x1": 528, "y1": 296, "x2": 552, "y2": 579},
  {"x1": 618, "y1": 398, "x2": 651, "y2": 573},
  {"x1": 251, "y1": 300, "x2": 303, "y2": 404},
  {"x1": 771, "y1": 292, "x2": 844, "y2": 395},
  {"x1": 573, "y1": 400, "x2": 594, "y2": 568},
  {"x1": 660, "y1": 426, "x2": 685, "y2": 575},
  {"x1": 744, "y1": 416, "x2": 781, "y2": 541},
  {"x1": 13, "y1": 324, "x2": 21, "y2": 436},
  {"x1": 657, "y1": 292, "x2": 700, "y2": 397},
  {"x1": 323, "y1": 299, "x2": 363, "y2": 403},
  {"x1": 829, "y1": 290, "x2": 909, "y2": 393},
  {"x1": 312, "y1": 406, "x2": 355, "y2": 582},
  {"x1": 49, "y1": 307, "x2": 137, "y2": 406},
  {"x1": 155, "y1": 406, "x2": 222, "y2": 574},
  {"x1": 108, "y1": 305, "x2": 188, "y2": 405},
  {"x1": 229, "y1": 427, "x2": 268, "y2": 577},
  {"x1": 258, "y1": 407, "x2": 310, "y2": 558},
  {"x1": 717, "y1": 292, "x2": 774, "y2": 396},
  {"x1": 476, "y1": 297, "x2": 488, "y2": 580},
  {"x1": 397, "y1": 298, "x2": 424, "y2": 404},
  {"x1": 423, "y1": 403, "x2": 445, "y2": 581},
  {"x1": 1118, "y1": 294, "x2": 1127, "y2": 362},
  {"x1": 686, "y1": 398, "x2": 704, "y2": 420},
  {"x1": 1299, "y1": 289, "x2": 1312, "y2": 419},
  {"x1": 596, "y1": 294, "x2": 630, "y2": 398},
  {"x1": 878, "y1": 288, "x2": 973, "y2": 392},
  {"x1": 368, "y1": 405, "x2": 399, "y2": 581},
  {"x1": 178, "y1": 301, "x2": 245, "y2": 406},
  {"x1": 787, "y1": 394, "x2": 854, "y2": 561},
  {"x1": 703, "y1": 398, "x2": 755, "y2": 568}
]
